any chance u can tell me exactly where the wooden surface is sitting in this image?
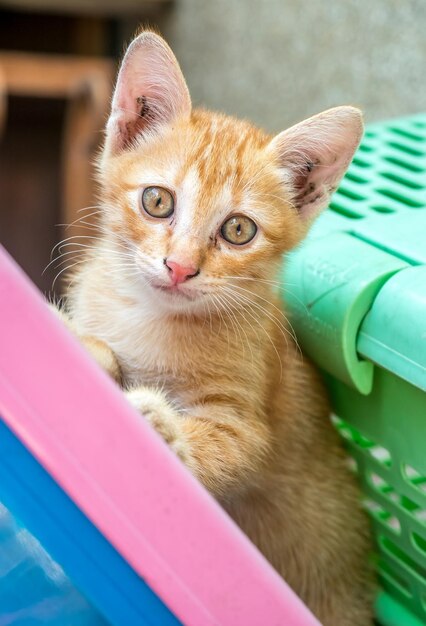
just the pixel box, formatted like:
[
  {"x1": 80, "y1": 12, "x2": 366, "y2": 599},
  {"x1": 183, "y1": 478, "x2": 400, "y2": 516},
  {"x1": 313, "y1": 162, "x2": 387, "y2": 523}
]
[
  {"x1": 0, "y1": 0, "x2": 168, "y2": 16},
  {"x1": 0, "y1": 97, "x2": 64, "y2": 294},
  {"x1": 0, "y1": 52, "x2": 113, "y2": 99},
  {"x1": 0, "y1": 52, "x2": 114, "y2": 293},
  {"x1": 0, "y1": 67, "x2": 6, "y2": 138}
]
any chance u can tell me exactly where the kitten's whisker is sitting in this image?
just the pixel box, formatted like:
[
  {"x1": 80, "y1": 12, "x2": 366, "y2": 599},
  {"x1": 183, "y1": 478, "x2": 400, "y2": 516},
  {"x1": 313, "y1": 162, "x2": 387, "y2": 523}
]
[
  {"x1": 201, "y1": 298, "x2": 212, "y2": 334},
  {"x1": 210, "y1": 293, "x2": 231, "y2": 350},
  {"x1": 56, "y1": 241, "x2": 134, "y2": 260},
  {"x1": 221, "y1": 276, "x2": 307, "y2": 310},
  {"x1": 219, "y1": 291, "x2": 255, "y2": 368},
  {"x1": 52, "y1": 259, "x2": 87, "y2": 290},
  {"x1": 201, "y1": 298, "x2": 212, "y2": 331},
  {"x1": 223, "y1": 285, "x2": 289, "y2": 348},
  {"x1": 46, "y1": 241, "x2": 139, "y2": 290},
  {"x1": 54, "y1": 229, "x2": 132, "y2": 259},
  {"x1": 215, "y1": 292, "x2": 246, "y2": 358},
  {"x1": 207, "y1": 297, "x2": 214, "y2": 334},
  {"x1": 213, "y1": 293, "x2": 238, "y2": 355},
  {"x1": 222, "y1": 287, "x2": 283, "y2": 380},
  {"x1": 51, "y1": 234, "x2": 102, "y2": 257},
  {"x1": 216, "y1": 296, "x2": 231, "y2": 353},
  {"x1": 106, "y1": 265, "x2": 141, "y2": 278},
  {"x1": 97, "y1": 243, "x2": 136, "y2": 258},
  {"x1": 76, "y1": 205, "x2": 104, "y2": 214},
  {"x1": 43, "y1": 249, "x2": 85, "y2": 274},
  {"x1": 220, "y1": 275, "x2": 285, "y2": 288},
  {"x1": 73, "y1": 221, "x2": 99, "y2": 230},
  {"x1": 231, "y1": 283, "x2": 300, "y2": 349},
  {"x1": 208, "y1": 294, "x2": 223, "y2": 335},
  {"x1": 223, "y1": 275, "x2": 307, "y2": 344},
  {"x1": 220, "y1": 276, "x2": 306, "y2": 342},
  {"x1": 56, "y1": 222, "x2": 100, "y2": 236},
  {"x1": 57, "y1": 209, "x2": 103, "y2": 231},
  {"x1": 47, "y1": 252, "x2": 87, "y2": 273}
]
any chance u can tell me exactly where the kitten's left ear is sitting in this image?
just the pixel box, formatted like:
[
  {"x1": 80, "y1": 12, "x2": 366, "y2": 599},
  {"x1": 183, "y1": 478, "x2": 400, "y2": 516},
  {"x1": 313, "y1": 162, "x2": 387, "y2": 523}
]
[
  {"x1": 268, "y1": 106, "x2": 363, "y2": 219},
  {"x1": 106, "y1": 30, "x2": 191, "y2": 154}
]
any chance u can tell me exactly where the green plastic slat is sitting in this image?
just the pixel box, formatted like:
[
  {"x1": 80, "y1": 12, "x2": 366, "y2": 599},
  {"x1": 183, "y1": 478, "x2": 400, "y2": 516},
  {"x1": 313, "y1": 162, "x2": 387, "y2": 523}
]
[
  {"x1": 376, "y1": 591, "x2": 425, "y2": 626},
  {"x1": 281, "y1": 234, "x2": 406, "y2": 393},
  {"x1": 358, "y1": 267, "x2": 426, "y2": 391}
]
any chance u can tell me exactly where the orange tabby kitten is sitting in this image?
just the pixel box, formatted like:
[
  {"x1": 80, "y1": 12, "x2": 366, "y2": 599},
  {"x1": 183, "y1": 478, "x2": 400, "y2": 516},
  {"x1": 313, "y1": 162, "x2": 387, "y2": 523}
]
[{"x1": 58, "y1": 31, "x2": 373, "y2": 625}]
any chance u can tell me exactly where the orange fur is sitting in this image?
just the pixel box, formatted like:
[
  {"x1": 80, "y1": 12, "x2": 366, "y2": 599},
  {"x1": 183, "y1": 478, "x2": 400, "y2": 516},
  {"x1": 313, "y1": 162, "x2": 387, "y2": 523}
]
[{"x1": 58, "y1": 31, "x2": 374, "y2": 625}]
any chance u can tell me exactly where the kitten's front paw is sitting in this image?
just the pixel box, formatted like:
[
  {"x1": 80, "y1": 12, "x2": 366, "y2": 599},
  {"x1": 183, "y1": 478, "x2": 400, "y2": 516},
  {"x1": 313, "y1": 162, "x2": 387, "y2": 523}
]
[
  {"x1": 126, "y1": 387, "x2": 190, "y2": 463},
  {"x1": 49, "y1": 304, "x2": 122, "y2": 384},
  {"x1": 80, "y1": 336, "x2": 122, "y2": 385}
]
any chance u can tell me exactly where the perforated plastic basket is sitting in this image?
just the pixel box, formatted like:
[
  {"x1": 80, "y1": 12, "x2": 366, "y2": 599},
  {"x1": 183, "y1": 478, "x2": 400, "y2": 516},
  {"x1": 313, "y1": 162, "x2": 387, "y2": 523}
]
[{"x1": 282, "y1": 113, "x2": 426, "y2": 626}]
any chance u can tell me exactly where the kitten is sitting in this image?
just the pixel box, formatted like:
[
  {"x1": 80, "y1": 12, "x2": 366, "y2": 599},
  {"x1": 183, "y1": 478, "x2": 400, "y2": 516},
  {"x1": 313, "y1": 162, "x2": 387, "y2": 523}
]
[{"x1": 58, "y1": 31, "x2": 374, "y2": 625}]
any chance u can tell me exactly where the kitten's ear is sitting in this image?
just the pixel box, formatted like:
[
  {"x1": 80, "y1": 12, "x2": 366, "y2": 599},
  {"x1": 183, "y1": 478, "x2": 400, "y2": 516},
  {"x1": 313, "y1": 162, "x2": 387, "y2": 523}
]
[
  {"x1": 268, "y1": 106, "x2": 363, "y2": 219},
  {"x1": 106, "y1": 31, "x2": 191, "y2": 154}
]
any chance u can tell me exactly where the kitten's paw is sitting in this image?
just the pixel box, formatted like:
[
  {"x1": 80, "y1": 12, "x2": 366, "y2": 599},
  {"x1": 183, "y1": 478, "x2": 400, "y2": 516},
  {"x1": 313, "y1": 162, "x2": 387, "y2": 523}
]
[
  {"x1": 126, "y1": 387, "x2": 190, "y2": 463},
  {"x1": 49, "y1": 303, "x2": 122, "y2": 383},
  {"x1": 49, "y1": 303, "x2": 76, "y2": 331},
  {"x1": 80, "y1": 335, "x2": 122, "y2": 384}
]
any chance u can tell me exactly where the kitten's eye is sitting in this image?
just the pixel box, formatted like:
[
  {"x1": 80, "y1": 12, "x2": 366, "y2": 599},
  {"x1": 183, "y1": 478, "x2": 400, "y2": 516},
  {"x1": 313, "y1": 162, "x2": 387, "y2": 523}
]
[
  {"x1": 141, "y1": 186, "x2": 174, "y2": 218},
  {"x1": 220, "y1": 215, "x2": 257, "y2": 245}
]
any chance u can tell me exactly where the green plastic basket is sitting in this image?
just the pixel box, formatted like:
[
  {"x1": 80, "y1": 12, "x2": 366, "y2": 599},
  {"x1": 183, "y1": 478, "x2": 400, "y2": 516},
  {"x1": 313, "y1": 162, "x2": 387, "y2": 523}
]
[{"x1": 282, "y1": 114, "x2": 426, "y2": 626}]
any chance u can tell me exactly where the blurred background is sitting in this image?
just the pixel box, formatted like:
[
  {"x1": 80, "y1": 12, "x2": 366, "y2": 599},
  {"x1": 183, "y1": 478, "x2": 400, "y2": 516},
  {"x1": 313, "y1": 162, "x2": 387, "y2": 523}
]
[{"x1": 0, "y1": 0, "x2": 425, "y2": 295}]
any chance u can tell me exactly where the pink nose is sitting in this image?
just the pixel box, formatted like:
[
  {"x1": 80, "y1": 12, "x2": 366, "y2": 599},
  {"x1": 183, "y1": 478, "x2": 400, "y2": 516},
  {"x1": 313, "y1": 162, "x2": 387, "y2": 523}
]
[{"x1": 164, "y1": 259, "x2": 199, "y2": 285}]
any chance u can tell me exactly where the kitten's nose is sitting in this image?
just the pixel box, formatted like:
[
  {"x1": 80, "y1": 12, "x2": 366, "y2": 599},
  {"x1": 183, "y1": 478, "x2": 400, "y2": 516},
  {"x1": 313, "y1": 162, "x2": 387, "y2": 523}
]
[{"x1": 164, "y1": 258, "x2": 200, "y2": 285}]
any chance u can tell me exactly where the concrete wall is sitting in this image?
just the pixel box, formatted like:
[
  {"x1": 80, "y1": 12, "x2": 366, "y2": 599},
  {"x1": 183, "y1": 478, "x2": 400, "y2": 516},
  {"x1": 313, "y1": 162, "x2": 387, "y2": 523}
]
[{"x1": 161, "y1": 0, "x2": 426, "y2": 133}]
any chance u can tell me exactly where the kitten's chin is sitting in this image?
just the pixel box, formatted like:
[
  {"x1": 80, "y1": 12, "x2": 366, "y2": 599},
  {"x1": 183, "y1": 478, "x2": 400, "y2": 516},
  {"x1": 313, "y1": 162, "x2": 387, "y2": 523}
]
[
  {"x1": 148, "y1": 282, "x2": 205, "y2": 313},
  {"x1": 153, "y1": 284, "x2": 197, "y2": 301}
]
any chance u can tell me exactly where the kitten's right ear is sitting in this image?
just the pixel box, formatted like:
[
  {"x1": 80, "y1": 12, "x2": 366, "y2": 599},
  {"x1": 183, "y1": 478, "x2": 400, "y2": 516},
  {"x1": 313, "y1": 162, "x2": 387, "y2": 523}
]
[
  {"x1": 267, "y1": 106, "x2": 363, "y2": 220},
  {"x1": 105, "y1": 31, "x2": 191, "y2": 154}
]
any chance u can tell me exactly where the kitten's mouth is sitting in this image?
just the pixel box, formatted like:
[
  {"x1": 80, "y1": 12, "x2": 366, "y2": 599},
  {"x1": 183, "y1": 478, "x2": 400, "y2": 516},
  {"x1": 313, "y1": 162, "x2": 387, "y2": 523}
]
[{"x1": 152, "y1": 282, "x2": 198, "y2": 301}]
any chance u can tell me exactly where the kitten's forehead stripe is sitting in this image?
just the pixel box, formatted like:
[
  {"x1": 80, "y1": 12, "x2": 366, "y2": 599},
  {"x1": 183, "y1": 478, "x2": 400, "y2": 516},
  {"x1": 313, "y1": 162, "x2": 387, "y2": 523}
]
[{"x1": 183, "y1": 111, "x2": 268, "y2": 203}]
